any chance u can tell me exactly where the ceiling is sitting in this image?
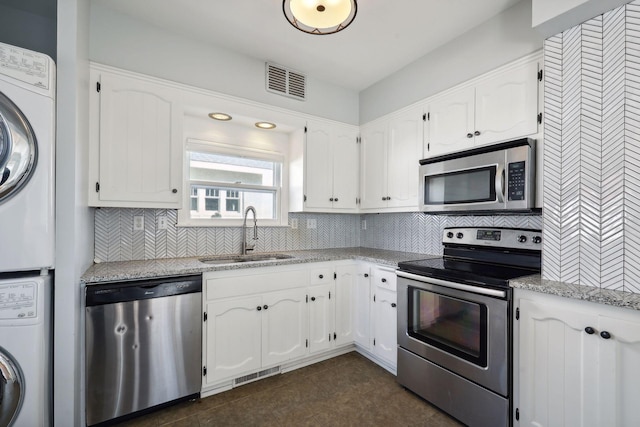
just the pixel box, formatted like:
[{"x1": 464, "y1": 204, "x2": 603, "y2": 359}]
[{"x1": 97, "y1": 0, "x2": 523, "y2": 92}]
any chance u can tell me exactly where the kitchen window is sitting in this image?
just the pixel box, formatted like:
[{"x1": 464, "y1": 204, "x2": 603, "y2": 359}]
[{"x1": 179, "y1": 139, "x2": 287, "y2": 226}]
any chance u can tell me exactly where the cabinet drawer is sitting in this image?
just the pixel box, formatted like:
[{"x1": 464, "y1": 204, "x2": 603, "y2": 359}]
[
  {"x1": 373, "y1": 267, "x2": 397, "y2": 291},
  {"x1": 310, "y1": 266, "x2": 334, "y2": 285}
]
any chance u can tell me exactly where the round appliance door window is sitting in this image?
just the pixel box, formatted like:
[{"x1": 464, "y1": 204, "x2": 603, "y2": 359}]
[
  {"x1": 0, "y1": 90, "x2": 37, "y2": 203},
  {"x1": 0, "y1": 347, "x2": 24, "y2": 427}
]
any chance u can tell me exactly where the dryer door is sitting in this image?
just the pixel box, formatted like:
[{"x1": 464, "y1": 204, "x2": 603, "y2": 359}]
[
  {"x1": 0, "y1": 347, "x2": 23, "y2": 427},
  {"x1": 0, "y1": 90, "x2": 37, "y2": 203}
]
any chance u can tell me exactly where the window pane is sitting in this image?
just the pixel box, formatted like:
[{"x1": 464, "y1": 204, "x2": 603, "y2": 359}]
[
  {"x1": 189, "y1": 152, "x2": 278, "y2": 186},
  {"x1": 189, "y1": 184, "x2": 276, "y2": 220}
]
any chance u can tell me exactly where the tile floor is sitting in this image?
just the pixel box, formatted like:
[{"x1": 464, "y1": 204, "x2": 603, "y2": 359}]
[{"x1": 114, "y1": 352, "x2": 463, "y2": 426}]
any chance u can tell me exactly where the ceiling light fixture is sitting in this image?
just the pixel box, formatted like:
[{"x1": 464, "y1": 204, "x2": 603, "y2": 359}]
[
  {"x1": 208, "y1": 112, "x2": 232, "y2": 121},
  {"x1": 283, "y1": 0, "x2": 357, "y2": 35},
  {"x1": 255, "y1": 121, "x2": 277, "y2": 130}
]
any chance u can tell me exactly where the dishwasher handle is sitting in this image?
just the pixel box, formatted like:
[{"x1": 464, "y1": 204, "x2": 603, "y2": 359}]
[{"x1": 86, "y1": 275, "x2": 202, "y2": 306}]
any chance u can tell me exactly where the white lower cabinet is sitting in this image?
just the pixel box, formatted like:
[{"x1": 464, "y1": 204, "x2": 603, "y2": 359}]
[
  {"x1": 353, "y1": 265, "x2": 372, "y2": 349},
  {"x1": 371, "y1": 267, "x2": 397, "y2": 368},
  {"x1": 515, "y1": 289, "x2": 640, "y2": 427},
  {"x1": 202, "y1": 262, "x2": 371, "y2": 392}
]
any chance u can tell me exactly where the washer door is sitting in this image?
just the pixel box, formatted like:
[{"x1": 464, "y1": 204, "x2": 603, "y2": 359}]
[
  {"x1": 0, "y1": 90, "x2": 37, "y2": 203},
  {"x1": 0, "y1": 347, "x2": 24, "y2": 427}
]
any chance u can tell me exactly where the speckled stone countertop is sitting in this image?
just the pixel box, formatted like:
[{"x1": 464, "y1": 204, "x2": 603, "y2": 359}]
[
  {"x1": 81, "y1": 247, "x2": 436, "y2": 284},
  {"x1": 510, "y1": 275, "x2": 640, "y2": 311}
]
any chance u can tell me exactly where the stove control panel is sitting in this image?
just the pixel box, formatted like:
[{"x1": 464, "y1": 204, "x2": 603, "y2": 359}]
[{"x1": 443, "y1": 227, "x2": 542, "y2": 250}]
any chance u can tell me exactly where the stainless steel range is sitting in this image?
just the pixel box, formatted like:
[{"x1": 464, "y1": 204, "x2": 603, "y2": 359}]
[{"x1": 396, "y1": 227, "x2": 542, "y2": 427}]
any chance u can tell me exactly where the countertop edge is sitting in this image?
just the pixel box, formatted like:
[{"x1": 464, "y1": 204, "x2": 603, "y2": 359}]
[{"x1": 510, "y1": 274, "x2": 640, "y2": 311}]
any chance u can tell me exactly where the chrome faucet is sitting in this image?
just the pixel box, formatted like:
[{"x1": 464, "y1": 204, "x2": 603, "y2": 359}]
[{"x1": 241, "y1": 206, "x2": 258, "y2": 255}]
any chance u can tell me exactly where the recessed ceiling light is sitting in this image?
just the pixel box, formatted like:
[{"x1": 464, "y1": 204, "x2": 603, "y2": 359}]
[
  {"x1": 208, "y1": 112, "x2": 232, "y2": 121},
  {"x1": 255, "y1": 121, "x2": 276, "y2": 130}
]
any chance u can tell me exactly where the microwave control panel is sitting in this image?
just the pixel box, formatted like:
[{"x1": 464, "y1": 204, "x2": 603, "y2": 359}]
[{"x1": 507, "y1": 161, "x2": 526, "y2": 201}]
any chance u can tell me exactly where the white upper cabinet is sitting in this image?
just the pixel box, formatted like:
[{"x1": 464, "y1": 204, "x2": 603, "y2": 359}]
[
  {"x1": 425, "y1": 57, "x2": 540, "y2": 158},
  {"x1": 360, "y1": 106, "x2": 424, "y2": 211},
  {"x1": 88, "y1": 67, "x2": 183, "y2": 208},
  {"x1": 290, "y1": 121, "x2": 359, "y2": 212},
  {"x1": 427, "y1": 87, "x2": 475, "y2": 156}
]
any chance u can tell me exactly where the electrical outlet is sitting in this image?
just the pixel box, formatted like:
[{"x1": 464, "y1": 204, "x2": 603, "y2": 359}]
[
  {"x1": 307, "y1": 218, "x2": 317, "y2": 229},
  {"x1": 133, "y1": 215, "x2": 144, "y2": 231},
  {"x1": 361, "y1": 220, "x2": 367, "y2": 230},
  {"x1": 157, "y1": 215, "x2": 168, "y2": 230},
  {"x1": 291, "y1": 218, "x2": 299, "y2": 229}
]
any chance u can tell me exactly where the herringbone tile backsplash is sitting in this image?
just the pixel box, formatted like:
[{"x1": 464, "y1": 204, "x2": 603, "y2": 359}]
[
  {"x1": 542, "y1": 0, "x2": 640, "y2": 294},
  {"x1": 94, "y1": 208, "x2": 541, "y2": 263}
]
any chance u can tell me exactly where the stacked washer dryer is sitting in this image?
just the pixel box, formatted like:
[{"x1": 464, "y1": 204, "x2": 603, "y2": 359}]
[{"x1": 0, "y1": 42, "x2": 55, "y2": 427}]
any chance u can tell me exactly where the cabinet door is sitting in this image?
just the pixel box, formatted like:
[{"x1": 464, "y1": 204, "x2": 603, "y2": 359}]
[
  {"x1": 205, "y1": 296, "x2": 262, "y2": 385},
  {"x1": 474, "y1": 60, "x2": 539, "y2": 146},
  {"x1": 334, "y1": 265, "x2": 356, "y2": 347},
  {"x1": 262, "y1": 288, "x2": 308, "y2": 366},
  {"x1": 359, "y1": 121, "x2": 388, "y2": 209},
  {"x1": 304, "y1": 125, "x2": 333, "y2": 209},
  {"x1": 95, "y1": 72, "x2": 182, "y2": 207},
  {"x1": 426, "y1": 87, "x2": 475, "y2": 157},
  {"x1": 332, "y1": 127, "x2": 359, "y2": 210},
  {"x1": 308, "y1": 283, "x2": 336, "y2": 354},
  {"x1": 597, "y1": 315, "x2": 640, "y2": 427},
  {"x1": 387, "y1": 107, "x2": 423, "y2": 209},
  {"x1": 353, "y1": 266, "x2": 372, "y2": 349},
  {"x1": 372, "y1": 287, "x2": 397, "y2": 367},
  {"x1": 518, "y1": 298, "x2": 599, "y2": 427}
]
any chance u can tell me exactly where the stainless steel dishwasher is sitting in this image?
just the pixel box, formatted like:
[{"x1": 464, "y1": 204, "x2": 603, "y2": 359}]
[{"x1": 85, "y1": 275, "x2": 202, "y2": 426}]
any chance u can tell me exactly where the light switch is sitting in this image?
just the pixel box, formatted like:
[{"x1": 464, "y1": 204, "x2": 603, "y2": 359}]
[
  {"x1": 157, "y1": 215, "x2": 168, "y2": 230},
  {"x1": 133, "y1": 215, "x2": 144, "y2": 231},
  {"x1": 361, "y1": 220, "x2": 367, "y2": 230},
  {"x1": 307, "y1": 218, "x2": 316, "y2": 229},
  {"x1": 291, "y1": 218, "x2": 299, "y2": 229}
]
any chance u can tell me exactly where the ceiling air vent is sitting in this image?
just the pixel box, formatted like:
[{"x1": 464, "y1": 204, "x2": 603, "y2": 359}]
[{"x1": 266, "y1": 62, "x2": 306, "y2": 101}]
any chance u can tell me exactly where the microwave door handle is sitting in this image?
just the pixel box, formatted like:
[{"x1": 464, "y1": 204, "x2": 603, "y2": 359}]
[{"x1": 495, "y1": 166, "x2": 505, "y2": 203}]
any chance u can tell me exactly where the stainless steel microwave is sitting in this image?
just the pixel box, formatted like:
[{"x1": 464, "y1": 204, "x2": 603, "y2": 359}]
[{"x1": 419, "y1": 138, "x2": 536, "y2": 213}]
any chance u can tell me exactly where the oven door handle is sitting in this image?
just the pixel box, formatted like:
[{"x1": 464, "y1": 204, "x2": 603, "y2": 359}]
[{"x1": 397, "y1": 271, "x2": 507, "y2": 298}]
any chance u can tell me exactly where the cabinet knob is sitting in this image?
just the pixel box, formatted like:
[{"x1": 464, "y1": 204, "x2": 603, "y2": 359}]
[
  {"x1": 334, "y1": 198, "x2": 338, "y2": 202},
  {"x1": 467, "y1": 133, "x2": 473, "y2": 138},
  {"x1": 584, "y1": 326, "x2": 595, "y2": 334},
  {"x1": 257, "y1": 306, "x2": 262, "y2": 311},
  {"x1": 172, "y1": 188, "x2": 178, "y2": 193},
  {"x1": 381, "y1": 278, "x2": 387, "y2": 283},
  {"x1": 364, "y1": 273, "x2": 369, "y2": 278},
  {"x1": 311, "y1": 297, "x2": 316, "y2": 301},
  {"x1": 263, "y1": 305, "x2": 268, "y2": 310},
  {"x1": 474, "y1": 130, "x2": 481, "y2": 136},
  {"x1": 319, "y1": 274, "x2": 324, "y2": 279},
  {"x1": 330, "y1": 198, "x2": 334, "y2": 202},
  {"x1": 381, "y1": 197, "x2": 386, "y2": 201},
  {"x1": 391, "y1": 303, "x2": 397, "y2": 308},
  {"x1": 600, "y1": 331, "x2": 611, "y2": 339}
]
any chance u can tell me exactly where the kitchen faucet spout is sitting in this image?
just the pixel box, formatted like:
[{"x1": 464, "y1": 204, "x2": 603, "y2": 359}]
[{"x1": 241, "y1": 206, "x2": 258, "y2": 255}]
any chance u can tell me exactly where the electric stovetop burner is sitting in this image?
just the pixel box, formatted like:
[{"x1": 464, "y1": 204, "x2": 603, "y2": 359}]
[{"x1": 398, "y1": 227, "x2": 542, "y2": 290}]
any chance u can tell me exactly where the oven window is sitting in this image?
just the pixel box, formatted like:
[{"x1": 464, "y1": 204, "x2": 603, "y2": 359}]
[
  {"x1": 408, "y1": 287, "x2": 488, "y2": 367},
  {"x1": 424, "y1": 166, "x2": 496, "y2": 205}
]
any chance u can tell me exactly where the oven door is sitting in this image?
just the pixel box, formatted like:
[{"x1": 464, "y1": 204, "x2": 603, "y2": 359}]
[{"x1": 397, "y1": 271, "x2": 509, "y2": 396}]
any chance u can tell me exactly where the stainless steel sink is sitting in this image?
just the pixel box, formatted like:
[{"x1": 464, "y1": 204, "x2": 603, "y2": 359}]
[{"x1": 199, "y1": 254, "x2": 294, "y2": 264}]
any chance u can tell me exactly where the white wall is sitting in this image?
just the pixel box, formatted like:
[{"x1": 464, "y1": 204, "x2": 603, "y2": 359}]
[
  {"x1": 532, "y1": 0, "x2": 632, "y2": 36},
  {"x1": 359, "y1": 0, "x2": 545, "y2": 124},
  {"x1": 55, "y1": 0, "x2": 93, "y2": 425},
  {"x1": 88, "y1": 3, "x2": 359, "y2": 125}
]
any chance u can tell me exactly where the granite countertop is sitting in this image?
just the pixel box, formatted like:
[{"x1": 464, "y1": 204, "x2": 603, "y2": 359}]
[
  {"x1": 510, "y1": 274, "x2": 640, "y2": 311},
  {"x1": 81, "y1": 247, "x2": 436, "y2": 284}
]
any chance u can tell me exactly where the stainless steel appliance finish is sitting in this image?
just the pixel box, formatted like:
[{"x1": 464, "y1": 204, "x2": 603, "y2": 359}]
[
  {"x1": 0, "y1": 349, "x2": 23, "y2": 427},
  {"x1": 85, "y1": 275, "x2": 202, "y2": 426},
  {"x1": 419, "y1": 138, "x2": 536, "y2": 213},
  {"x1": 397, "y1": 227, "x2": 542, "y2": 427}
]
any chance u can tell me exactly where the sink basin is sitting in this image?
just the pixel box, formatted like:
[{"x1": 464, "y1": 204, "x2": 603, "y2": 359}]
[{"x1": 199, "y1": 254, "x2": 294, "y2": 264}]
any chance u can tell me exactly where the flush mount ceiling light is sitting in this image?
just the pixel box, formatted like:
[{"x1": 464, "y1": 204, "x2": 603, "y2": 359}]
[
  {"x1": 255, "y1": 121, "x2": 277, "y2": 130},
  {"x1": 283, "y1": 0, "x2": 357, "y2": 35},
  {"x1": 208, "y1": 112, "x2": 232, "y2": 121}
]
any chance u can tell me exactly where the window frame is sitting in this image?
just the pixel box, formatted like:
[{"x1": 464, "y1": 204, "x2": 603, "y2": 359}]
[{"x1": 178, "y1": 138, "x2": 288, "y2": 227}]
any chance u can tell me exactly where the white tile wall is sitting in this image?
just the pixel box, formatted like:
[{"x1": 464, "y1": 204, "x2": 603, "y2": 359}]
[
  {"x1": 542, "y1": 0, "x2": 640, "y2": 294},
  {"x1": 94, "y1": 208, "x2": 541, "y2": 262}
]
